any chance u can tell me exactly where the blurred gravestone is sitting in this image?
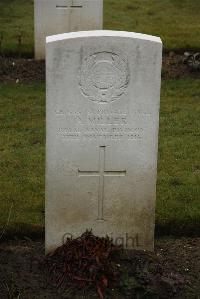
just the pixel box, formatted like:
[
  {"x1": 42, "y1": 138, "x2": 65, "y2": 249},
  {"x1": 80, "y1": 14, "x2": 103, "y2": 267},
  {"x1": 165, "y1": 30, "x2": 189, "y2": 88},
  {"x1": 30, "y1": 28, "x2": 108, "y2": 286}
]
[{"x1": 34, "y1": 0, "x2": 103, "y2": 59}]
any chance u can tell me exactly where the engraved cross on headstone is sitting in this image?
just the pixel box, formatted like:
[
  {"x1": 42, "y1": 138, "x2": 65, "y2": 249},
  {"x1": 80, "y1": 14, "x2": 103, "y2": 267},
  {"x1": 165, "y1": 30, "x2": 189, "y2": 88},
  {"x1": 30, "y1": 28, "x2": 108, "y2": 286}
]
[
  {"x1": 56, "y1": 0, "x2": 82, "y2": 9},
  {"x1": 78, "y1": 146, "x2": 126, "y2": 220}
]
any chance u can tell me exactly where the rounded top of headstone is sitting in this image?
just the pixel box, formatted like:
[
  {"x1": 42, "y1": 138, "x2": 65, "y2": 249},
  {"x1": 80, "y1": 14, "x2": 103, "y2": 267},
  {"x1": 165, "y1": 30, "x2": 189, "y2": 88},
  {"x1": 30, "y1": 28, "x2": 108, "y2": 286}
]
[{"x1": 46, "y1": 30, "x2": 162, "y2": 44}]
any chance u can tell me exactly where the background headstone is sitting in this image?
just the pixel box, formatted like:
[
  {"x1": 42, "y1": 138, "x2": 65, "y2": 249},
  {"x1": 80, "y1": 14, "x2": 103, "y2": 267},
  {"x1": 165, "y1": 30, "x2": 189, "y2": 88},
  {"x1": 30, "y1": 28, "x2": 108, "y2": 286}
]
[
  {"x1": 34, "y1": 0, "x2": 103, "y2": 60},
  {"x1": 46, "y1": 31, "x2": 162, "y2": 253}
]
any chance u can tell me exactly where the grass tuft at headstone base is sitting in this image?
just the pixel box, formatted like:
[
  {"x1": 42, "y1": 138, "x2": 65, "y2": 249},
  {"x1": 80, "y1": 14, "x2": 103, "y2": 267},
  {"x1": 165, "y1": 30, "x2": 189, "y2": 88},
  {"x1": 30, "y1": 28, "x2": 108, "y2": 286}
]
[{"x1": 44, "y1": 231, "x2": 185, "y2": 299}]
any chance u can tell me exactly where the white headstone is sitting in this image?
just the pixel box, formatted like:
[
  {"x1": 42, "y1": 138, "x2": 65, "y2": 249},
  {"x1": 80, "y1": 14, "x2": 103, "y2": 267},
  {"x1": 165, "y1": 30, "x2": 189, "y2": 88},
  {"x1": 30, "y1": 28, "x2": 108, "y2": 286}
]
[
  {"x1": 46, "y1": 30, "x2": 162, "y2": 253},
  {"x1": 34, "y1": 0, "x2": 103, "y2": 60}
]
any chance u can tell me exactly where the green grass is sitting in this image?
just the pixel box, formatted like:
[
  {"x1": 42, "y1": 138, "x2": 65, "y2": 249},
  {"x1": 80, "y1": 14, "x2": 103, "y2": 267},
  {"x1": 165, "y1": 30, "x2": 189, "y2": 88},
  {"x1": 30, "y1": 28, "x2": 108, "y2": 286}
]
[
  {"x1": 0, "y1": 0, "x2": 200, "y2": 56},
  {"x1": 104, "y1": 0, "x2": 200, "y2": 50},
  {"x1": 156, "y1": 79, "x2": 200, "y2": 235},
  {"x1": 0, "y1": 83, "x2": 45, "y2": 236},
  {"x1": 0, "y1": 79, "x2": 199, "y2": 236},
  {"x1": 0, "y1": 0, "x2": 34, "y2": 57}
]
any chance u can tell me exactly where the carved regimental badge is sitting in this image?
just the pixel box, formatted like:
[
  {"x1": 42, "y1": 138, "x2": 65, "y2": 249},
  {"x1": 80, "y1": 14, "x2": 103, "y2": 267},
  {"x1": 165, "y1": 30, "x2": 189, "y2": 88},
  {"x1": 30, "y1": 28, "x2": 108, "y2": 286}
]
[{"x1": 79, "y1": 52, "x2": 130, "y2": 103}]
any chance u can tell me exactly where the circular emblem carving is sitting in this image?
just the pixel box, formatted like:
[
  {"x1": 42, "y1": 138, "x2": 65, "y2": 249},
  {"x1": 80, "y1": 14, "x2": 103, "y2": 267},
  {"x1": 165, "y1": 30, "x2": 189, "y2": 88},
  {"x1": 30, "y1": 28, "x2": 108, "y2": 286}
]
[{"x1": 79, "y1": 52, "x2": 130, "y2": 103}]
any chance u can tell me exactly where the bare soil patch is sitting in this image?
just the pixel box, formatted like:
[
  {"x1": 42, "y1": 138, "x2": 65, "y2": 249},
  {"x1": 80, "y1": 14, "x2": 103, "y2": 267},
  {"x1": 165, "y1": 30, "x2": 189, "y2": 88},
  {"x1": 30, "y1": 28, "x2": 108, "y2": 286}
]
[
  {"x1": 0, "y1": 57, "x2": 45, "y2": 83},
  {"x1": 0, "y1": 53, "x2": 199, "y2": 84},
  {"x1": 162, "y1": 52, "x2": 200, "y2": 79},
  {"x1": 0, "y1": 237, "x2": 200, "y2": 298}
]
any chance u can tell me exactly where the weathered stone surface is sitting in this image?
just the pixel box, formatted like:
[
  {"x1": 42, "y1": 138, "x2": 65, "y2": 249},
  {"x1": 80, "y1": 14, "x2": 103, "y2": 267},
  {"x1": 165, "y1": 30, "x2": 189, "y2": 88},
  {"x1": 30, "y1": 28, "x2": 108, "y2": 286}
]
[
  {"x1": 46, "y1": 31, "x2": 162, "y2": 253},
  {"x1": 34, "y1": 0, "x2": 103, "y2": 60}
]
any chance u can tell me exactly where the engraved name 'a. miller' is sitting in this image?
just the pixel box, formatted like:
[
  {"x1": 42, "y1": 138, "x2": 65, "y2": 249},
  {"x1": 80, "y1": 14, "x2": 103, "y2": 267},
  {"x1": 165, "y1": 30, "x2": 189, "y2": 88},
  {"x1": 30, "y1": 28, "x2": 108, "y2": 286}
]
[{"x1": 79, "y1": 52, "x2": 130, "y2": 103}]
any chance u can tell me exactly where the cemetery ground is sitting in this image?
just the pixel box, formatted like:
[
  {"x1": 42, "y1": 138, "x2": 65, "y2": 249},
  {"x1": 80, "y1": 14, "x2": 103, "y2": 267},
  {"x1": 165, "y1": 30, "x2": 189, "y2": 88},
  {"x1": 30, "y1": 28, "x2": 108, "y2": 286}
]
[
  {"x1": 0, "y1": 0, "x2": 200, "y2": 298},
  {"x1": 0, "y1": 66, "x2": 199, "y2": 298},
  {"x1": 0, "y1": 0, "x2": 200, "y2": 56},
  {"x1": 0, "y1": 236, "x2": 200, "y2": 299},
  {"x1": 0, "y1": 76, "x2": 199, "y2": 237}
]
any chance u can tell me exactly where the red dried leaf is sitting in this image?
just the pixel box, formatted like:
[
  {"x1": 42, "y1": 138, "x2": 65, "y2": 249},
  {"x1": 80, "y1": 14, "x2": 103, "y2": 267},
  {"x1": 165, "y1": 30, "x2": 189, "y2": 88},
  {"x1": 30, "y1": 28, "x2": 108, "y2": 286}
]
[
  {"x1": 101, "y1": 275, "x2": 108, "y2": 287},
  {"x1": 97, "y1": 284, "x2": 104, "y2": 299}
]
